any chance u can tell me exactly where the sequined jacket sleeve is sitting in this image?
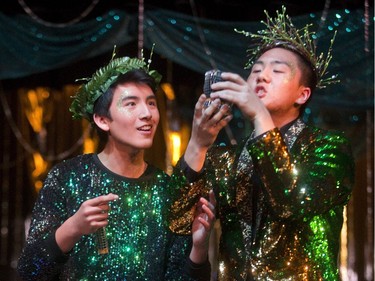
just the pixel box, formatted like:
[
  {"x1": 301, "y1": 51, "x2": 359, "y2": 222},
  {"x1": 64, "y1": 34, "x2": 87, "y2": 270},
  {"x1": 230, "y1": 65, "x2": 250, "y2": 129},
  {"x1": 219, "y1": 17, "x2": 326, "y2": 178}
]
[
  {"x1": 168, "y1": 146, "x2": 238, "y2": 235},
  {"x1": 17, "y1": 163, "x2": 71, "y2": 281}
]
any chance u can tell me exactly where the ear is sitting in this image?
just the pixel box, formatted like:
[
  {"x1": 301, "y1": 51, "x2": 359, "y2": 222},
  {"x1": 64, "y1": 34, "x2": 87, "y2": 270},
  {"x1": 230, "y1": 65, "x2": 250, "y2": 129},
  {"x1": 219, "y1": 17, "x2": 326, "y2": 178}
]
[
  {"x1": 93, "y1": 113, "x2": 110, "y2": 132},
  {"x1": 295, "y1": 87, "x2": 311, "y2": 105}
]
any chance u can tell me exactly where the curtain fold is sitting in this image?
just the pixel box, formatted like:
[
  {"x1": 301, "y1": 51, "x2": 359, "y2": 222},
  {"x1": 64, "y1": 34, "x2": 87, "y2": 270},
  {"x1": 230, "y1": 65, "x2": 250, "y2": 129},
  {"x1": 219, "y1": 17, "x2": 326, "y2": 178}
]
[
  {"x1": 0, "y1": 8, "x2": 373, "y2": 109},
  {"x1": 0, "y1": 10, "x2": 136, "y2": 79}
]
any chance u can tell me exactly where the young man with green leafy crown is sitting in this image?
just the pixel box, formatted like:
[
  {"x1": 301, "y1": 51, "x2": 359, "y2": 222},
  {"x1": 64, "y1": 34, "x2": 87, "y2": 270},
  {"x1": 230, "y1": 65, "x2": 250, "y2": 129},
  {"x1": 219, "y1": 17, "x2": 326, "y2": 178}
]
[
  {"x1": 17, "y1": 49, "x2": 216, "y2": 280},
  {"x1": 170, "y1": 6, "x2": 354, "y2": 281}
]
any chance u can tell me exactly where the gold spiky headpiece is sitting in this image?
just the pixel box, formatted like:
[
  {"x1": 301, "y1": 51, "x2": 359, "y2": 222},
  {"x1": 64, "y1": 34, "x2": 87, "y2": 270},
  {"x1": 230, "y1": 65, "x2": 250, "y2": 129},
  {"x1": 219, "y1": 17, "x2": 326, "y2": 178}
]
[
  {"x1": 69, "y1": 46, "x2": 162, "y2": 120},
  {"x1": 236, "y1": 6, "x2": 339, "y2": 89}
]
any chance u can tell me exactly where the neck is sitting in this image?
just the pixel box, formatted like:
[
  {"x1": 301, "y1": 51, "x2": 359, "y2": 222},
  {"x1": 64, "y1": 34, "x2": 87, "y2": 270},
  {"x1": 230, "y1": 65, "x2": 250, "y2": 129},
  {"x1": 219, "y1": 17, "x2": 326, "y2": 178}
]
[
  {"x1": 98, "y1": 147, "x2": 147, "y2": 178},
  {"x1": 271, "y1": 112, "x2": 300, "y2": 129}
]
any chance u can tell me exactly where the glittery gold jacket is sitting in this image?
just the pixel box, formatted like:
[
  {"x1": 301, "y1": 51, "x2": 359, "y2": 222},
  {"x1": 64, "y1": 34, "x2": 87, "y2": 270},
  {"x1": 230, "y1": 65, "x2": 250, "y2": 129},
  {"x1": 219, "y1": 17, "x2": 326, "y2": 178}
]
[
  {"x1": 17, "y1": 154, "x2": 210, "y2": 281},
  {"x1": 170, "y1": 119, "x2": 354, "y2": 281}
]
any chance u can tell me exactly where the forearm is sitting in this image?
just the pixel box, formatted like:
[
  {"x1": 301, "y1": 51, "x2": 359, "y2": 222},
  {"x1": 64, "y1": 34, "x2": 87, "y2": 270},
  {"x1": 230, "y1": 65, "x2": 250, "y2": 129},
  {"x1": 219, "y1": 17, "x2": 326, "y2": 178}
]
[{"x1": 55, "y1": 217, "x2": 82, "y2": 253}]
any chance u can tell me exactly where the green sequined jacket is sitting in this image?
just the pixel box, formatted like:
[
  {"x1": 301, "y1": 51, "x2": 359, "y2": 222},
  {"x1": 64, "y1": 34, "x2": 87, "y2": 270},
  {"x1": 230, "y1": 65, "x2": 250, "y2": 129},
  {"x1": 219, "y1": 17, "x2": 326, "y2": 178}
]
[
  {"x1": 170, "y1": 119, "x2": 355, "y2": 281},
  {"x1": 17, "y1": 154, "x2": 209, "y2": 281}
]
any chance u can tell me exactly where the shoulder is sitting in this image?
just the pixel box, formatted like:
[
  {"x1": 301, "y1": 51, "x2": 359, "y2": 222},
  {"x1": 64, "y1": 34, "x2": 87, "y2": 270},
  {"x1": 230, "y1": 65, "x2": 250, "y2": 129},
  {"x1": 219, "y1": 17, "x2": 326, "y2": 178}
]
[
  {"x1": 296, "y1": 124, "x2": 353, "y2": 164},
  {"x1": 301, "y1": 124, "x2": 351, "y2": 145},
  {"x1": 47, "y1": 153, "x2": 95, "y2": 177},
  {"x1": 60, "y1": 153, "x2": 94, "y2": 165},
  {"x1": 143, "y1": 164, "x2": 170, "y2": 181}
]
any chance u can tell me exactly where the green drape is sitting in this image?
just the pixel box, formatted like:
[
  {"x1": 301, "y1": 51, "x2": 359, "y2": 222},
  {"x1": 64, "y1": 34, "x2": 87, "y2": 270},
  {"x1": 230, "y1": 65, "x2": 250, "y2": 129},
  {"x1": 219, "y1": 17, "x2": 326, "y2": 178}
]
[{"x1": 0, "y1": 8, "x2": 373, "y2": 108}]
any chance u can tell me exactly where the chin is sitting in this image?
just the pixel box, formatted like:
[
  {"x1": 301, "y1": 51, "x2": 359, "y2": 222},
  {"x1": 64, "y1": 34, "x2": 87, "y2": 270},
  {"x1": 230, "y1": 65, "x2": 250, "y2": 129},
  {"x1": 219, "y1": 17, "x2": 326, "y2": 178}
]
[{"x1": 139, "y1": 141, "x2": 154, "y2": 149}]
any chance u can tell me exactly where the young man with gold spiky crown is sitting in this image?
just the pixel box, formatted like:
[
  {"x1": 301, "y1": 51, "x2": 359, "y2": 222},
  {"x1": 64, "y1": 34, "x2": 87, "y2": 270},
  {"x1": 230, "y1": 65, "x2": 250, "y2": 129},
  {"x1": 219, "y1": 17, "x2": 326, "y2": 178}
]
[
  {"x1": 17, "y1": 49, "x2": 216, "y2": 280},
  {"x1": 170, "y1": 7, "x2": 355, "y2": 280}
]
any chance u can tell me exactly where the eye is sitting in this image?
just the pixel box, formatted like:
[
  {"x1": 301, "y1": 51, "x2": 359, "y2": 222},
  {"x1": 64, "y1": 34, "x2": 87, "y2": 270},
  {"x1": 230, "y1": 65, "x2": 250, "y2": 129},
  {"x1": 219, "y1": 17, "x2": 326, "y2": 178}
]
[
  {"x1": 148, "y1": 99, "x2": 157, "y2": 107},
  {"x1": 273, "y1": 65, "x2": 289, "y2": 73},
  {"x1": 251, "y1": 68, "x2": 261, "y2": 74},
  {"x1": 124, "y1": 101, "x2": 136, "y2": 107}
]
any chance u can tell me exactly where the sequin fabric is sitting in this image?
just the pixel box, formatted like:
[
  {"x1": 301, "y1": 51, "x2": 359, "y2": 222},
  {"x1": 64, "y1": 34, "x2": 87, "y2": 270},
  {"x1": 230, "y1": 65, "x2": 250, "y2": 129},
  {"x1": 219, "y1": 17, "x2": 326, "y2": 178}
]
[
  {"x1": 17, "y1": 154, "x2": 200, "y2": 281},
  {"x1": 171, "y1": 119, "x2": 354, "y2": 280}
]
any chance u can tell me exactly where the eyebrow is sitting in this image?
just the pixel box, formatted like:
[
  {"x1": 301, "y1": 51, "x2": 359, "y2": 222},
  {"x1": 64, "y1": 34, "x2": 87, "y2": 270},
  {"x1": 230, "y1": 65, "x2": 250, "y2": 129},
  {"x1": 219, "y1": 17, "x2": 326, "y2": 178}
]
[
  {"x1": 119, "y1": 94, "x2": 156, "y2": 102},
  {"x1": 254, "y1": 60, "x2": 292, "y2": 68}
]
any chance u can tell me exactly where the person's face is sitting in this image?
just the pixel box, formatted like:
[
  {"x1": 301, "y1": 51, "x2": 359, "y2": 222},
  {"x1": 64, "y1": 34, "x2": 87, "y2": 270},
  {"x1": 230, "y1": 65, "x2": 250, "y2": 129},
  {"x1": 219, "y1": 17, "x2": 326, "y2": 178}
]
[
  {"x1": 97, "y1": 82, "x2": 160, "y2": 150},
  {"x1": 247, "y1": 47, "x2": 310, "y2": 117}
]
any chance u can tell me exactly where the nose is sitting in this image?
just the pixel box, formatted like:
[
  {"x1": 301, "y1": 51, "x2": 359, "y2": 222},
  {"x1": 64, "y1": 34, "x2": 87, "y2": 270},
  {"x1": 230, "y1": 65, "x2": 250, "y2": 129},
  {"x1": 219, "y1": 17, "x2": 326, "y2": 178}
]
[
  {"x1": 256, "y1": 68, "x2": 271, "y2": 83},
  {"x1": 139, "y1": 103, "x2": 152, "y2": 120}
]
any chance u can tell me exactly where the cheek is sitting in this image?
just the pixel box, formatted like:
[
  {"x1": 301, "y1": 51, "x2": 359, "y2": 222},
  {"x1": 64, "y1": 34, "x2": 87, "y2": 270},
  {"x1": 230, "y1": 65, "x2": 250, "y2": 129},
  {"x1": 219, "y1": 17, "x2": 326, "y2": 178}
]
[
  {"x1": 282, "y1": 67, "x2": 298, "y2": 84},
  {"x1": 153, "y1": 110, "x2": 160, "y2": 124},
  {"x1": 115, "y1": 91, "x2": 134, "y2": 116},
  {"x1": 247, "y1": 74, "x2": 256, "y2": 83},
  {"x1": 117, "y1": 107, "x2": 134, "y2": 117}
]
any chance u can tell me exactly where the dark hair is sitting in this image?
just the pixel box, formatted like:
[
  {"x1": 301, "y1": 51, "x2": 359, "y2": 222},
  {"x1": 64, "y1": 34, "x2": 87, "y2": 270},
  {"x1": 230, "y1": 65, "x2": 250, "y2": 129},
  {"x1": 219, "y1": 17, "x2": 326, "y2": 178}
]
[
  {"x1": 293, "y1": 52, "x2": 317, "y2": 93},
  {"x1": 92, "y1": 69, "x2": 157, "y2": 141}
]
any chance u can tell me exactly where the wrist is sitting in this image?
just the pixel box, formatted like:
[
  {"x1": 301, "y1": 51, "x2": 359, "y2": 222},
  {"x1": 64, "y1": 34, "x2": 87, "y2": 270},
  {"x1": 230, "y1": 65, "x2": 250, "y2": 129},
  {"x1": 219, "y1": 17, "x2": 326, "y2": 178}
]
[
  {"x1": 184, "y1": 142, "x2": 208, "y2": 172},
  {"x1": 252, "y1": 110, "x2": 274, "y2": 137},
  {"x1": 55, "y1": 217, "x2": 82, "y2": 253},
  {"x1": 189, "y1": 244, "x2": 209, "y2": 264}
]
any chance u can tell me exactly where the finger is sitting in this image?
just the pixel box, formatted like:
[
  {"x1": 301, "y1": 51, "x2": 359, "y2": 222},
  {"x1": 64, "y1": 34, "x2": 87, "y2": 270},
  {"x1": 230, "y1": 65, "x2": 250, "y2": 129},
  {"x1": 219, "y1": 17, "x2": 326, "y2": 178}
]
[
  {"x1": 208, "y1": 190, "x2": 217, "y2": 208},
  {"x1": 197, "y1": 205, "x2": 215, "y2": 230},
  {"x1": 197, "y1": 216, "x2": 210, "y2": 229},
  {"x1": 220, "y1": 72, "x2": 244, "y2": 83},
  {"x1": 211, "y1": 72, "x2": 245, "y2": 89},
  {"x1": 89, "y1": 219, "x2": 109, "y2": 231},
  {"x1": 97, "y1": 204, "x2": 110, "y2": 213},
  {"x1": 197, "y1": 190, "x2": 216, "y2": 210},
  {"x1": 194, "y1": 94, "x2": 207, "y2": 117},
  {"x1": 202, "y1": 98, "x2": 222, "y2": 120},
  {"x1": 210, "y1": 104, "x2": 232, "y2": 125},
  {"x1": 198, "y1": 197, "x2": 215, "y2": 219},
  {"x1": 215, "y1": 101, "x2": 232, "y2": 115},
  {"x1": 215, "y1": 115, "x2": 233, "y2": 131},
  {"x1": 202, "y1": 204, "x2": 215, "y2": 222},
  {"x1": 88, "y1": 193, "x2": 119, "y2": 207},
  {"x1": 210, "y1": 90, "x2": 236, "y2": 104},
  {"x1": 91, "y1": 212, "x2": 109, "y2": 222},
  {"x1": 197, "y1": 94, "x2": 207, "y2": 107}
]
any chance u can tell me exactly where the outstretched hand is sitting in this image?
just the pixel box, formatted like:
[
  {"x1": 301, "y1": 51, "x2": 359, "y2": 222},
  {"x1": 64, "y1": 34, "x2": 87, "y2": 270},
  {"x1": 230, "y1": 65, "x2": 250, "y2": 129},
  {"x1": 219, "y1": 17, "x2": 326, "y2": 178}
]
[
  {"x1": 55, "y1": 193, "x2": 119, "y2": 253},
  {"x1": 70, "y1": 193, "x2": 119, "y2": 236},
  {"x1": 191, "y1": 94, "x2": 232, "y2": 149},
  {"x1": 210, "y1": 72, "x2": 274, "y2": 136},
  {"x1": 189, "y1": 190, "x2": 217, "y2": 264},
  {"x1": 184, "y1": 95, "x2": 232, "y2": 172}
]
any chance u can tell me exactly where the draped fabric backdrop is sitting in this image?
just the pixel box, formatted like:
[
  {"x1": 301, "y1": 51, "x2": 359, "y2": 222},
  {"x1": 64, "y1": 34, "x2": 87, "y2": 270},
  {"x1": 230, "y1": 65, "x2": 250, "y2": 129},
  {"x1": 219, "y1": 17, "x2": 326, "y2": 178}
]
[
  {"x1": 0, "y1": 8, "x2": 373, "y2": 109},
  {"x1": 0, "y1": 6, "x2": 373, "y2": 281}
]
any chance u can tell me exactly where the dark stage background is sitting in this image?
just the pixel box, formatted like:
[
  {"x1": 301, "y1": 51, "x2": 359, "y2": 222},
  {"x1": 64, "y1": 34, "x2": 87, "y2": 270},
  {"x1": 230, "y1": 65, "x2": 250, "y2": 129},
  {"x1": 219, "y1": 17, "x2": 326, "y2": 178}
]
[{"x1": 0, "y1": 0, "x2": 373, "y2": 280}]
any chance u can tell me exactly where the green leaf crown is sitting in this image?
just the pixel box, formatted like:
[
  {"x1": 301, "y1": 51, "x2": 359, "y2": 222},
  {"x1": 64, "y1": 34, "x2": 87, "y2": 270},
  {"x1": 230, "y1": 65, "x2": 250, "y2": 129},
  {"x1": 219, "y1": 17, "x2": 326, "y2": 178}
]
[
  {"x1": 236, "y1": 6, "x2": 339, "y2": 89},
  {"x1": 69, "y1": 47, "x2": 162, "y2": 120}
]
